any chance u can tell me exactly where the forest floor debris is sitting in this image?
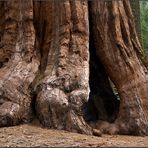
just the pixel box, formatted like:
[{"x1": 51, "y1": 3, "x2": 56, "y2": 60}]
[{"x1": 0, "y1": 120, "x2": 147, "y2": 147}]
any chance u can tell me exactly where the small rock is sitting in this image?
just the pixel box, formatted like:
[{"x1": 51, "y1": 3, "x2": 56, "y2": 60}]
[{"x1": 93, "y1": 129, "x2": 102, "y2": 137}]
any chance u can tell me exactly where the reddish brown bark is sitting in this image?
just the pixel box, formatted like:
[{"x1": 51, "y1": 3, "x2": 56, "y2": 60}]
[
  {"x1": 33, "y1": 0, "x2": 92, "y2": 134},
  {"x1": 89, "y1": 0, "x2": 148, "y2": 135},
  {"x1": 0, "y1": 0, "x2": 39, "y2": 126},
  {"x1": 0, "y1": 0, "x2": 147, "y2": 136}
]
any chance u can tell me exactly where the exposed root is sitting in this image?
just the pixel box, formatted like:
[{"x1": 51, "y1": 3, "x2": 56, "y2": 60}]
[
  {"x1": 0, "y1": 59, "x2": 39, "y2": 127},
  {"x1": 36, "y1": 78, "x2": 92, "y2": 135},
  {"x1": 91, "y1": 119, "x2": 148, "y2": 136}
]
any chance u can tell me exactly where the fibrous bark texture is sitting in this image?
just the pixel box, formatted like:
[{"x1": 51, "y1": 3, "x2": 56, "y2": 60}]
[
  {"x1": 89, "y1": 0, "x2": 148, "y2": 135},
  {"x1": 0, "y1": 0, "x2": 39, "y2": 126},
  {"x1": 0, "y1": 0, "x2": 147, "y2": 136},
  {"x1": 33, "y1": 0, "x2": 92, "y2": 134}
]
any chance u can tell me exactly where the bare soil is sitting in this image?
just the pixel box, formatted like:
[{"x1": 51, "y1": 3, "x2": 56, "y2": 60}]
[{"x1": 0, "y1": 120, "x2": 147, "y2": 147}]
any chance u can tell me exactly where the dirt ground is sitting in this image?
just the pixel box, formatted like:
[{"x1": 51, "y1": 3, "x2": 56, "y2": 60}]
[{"x1": 0, "y1": 120, "x2": 148, "y2": 147}]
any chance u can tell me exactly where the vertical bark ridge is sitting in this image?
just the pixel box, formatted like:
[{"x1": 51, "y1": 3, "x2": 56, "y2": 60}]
[
  {"x1": 34, "y1": 0, "x2": 92, "y2": 135},
  {"x1": 89, "y1": 0, "x2": 148, "y2": 135},
  {"x1": 0, "y1": 0, "x2": 19, "y2": 67},
  {"x1": 0, "y1": 0, "x2": 147, "y2": 136},
  {"x1": 0, "y1": 0, "x2": 39, "y2": 127}
]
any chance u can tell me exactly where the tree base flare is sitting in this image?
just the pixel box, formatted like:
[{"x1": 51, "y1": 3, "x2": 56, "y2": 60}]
[
  {"x1": 0, "y1": 0, "x2": 147, "y2": 137},
  {"x1": 0, "y1": 59, "x2": 39, "y2": 127},
  {"x1": 35, "y1": 75, "x2": 92, "y2": 135},
  {"x1": 92, "y1": 120, "x2": 148, "y2": 136}
]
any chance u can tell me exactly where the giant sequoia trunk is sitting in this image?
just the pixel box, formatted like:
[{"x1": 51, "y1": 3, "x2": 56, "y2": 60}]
[
  {"x1": 0, "y1": 0, "x2": 147, "y2": 136},
  {"x1": 32, "y1": 0, "x2": 92, "y2": 134},
  {"x1": 0, "y1": 0, "x2": 92, "y2": 135},
  {"x1": 0, "y1": 0, "x2": 39, "y2": 126},
  {"x1": 89, "y1": 0, "x2": 148, "y2": 135}
]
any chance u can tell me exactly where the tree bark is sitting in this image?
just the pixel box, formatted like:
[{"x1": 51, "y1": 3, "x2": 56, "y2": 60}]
[
  {"x1": 0, "y1": 0, "x2": 92, "y2": 135},
  {"x1": 32, "y1": 0, "x2": 92, "y2": 135},
  {"x1": 0, "y1": 0, "x2": 39, "y2": 126},
  {"x1": 0, "y1": 0, "x2": 147, "y2": 136},
  {"x1": 89, "y1": 0, "x2": 148, "y2": 135}
]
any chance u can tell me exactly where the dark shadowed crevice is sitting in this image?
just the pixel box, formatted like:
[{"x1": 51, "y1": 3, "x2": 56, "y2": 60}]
[
  {"x1": 83, "y1": 2, "x2": 120, "y2": 123},
  {"x1": 33, "y1": 1, "x2": 50, "y2": 73},
  {"x1": 29, "y1": 1, "x2": 50, "y2": 118},
  {"x1": 83, "y1": 35, "x2": 120, "y2": 123}
]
